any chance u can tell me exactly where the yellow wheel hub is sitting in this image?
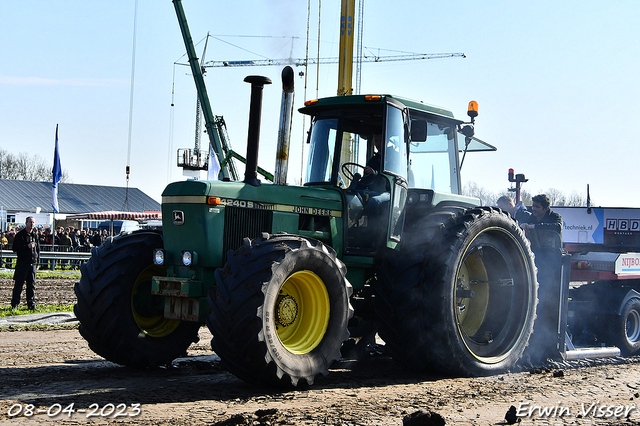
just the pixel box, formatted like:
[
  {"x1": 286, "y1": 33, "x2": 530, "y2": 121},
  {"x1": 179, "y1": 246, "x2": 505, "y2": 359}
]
[
  {"x1": 456, "y1": 253, "x2": 489, "y2": 337},
  {"x1": 275, "y1": 270, "x2": 330, "y2": 354},
  {"x1": 131, "y1": 265, "x2": 181, "y2": 338}
]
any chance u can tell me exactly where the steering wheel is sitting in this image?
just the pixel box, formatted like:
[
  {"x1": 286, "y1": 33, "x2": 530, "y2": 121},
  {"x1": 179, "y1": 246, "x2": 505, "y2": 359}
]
[
  {"x1": 341, "y1": 162, "x2": 379, "y2": 190},
  {"x1": 341, "y1": 162, "x2": 366, "y2": 181}
]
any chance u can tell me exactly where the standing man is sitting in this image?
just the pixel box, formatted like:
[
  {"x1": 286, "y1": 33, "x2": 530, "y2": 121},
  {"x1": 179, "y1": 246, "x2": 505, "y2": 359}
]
[
  {"x1": 11, "y1": 216, "x2": 40, "y2": 310},
  {"x1": 521, "y1": 194, "x2": 563, "y2": 246}
]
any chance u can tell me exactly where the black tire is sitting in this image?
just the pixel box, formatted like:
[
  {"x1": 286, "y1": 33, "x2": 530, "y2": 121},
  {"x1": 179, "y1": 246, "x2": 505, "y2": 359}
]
[
  {"x1": 609, "y1": 298, "x2": 640, "y2": 356},
  {"x1": 208, "y1": 233, "x2": 353, "y2": 386},
  {"x1": 74, "y1": 231, "x2": 200, "y2": 367},
  {"x1": 376, "y1": 207, "x2": 538, "y2": 376}
]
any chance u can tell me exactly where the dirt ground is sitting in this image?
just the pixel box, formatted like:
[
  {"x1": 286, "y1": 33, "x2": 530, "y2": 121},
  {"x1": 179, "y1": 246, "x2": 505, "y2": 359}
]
[
  {"x1": 3, "y1": 277, "x2": 640, "y2": 425},
  {"x1": 0, "y1": 274, "x2": 78, "y2": 308}
]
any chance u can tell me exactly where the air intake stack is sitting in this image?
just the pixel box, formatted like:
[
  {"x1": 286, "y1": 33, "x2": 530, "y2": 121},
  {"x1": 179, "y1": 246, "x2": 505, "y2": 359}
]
[{"x1": 243, "y1": 75, "x2": 272, "y2": 186}]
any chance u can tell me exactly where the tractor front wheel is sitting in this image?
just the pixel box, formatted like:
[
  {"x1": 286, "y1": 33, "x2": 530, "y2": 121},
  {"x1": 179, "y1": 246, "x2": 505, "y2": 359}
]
[
  {"x1": 208, "y1": 233, "x2": 353, "y2": 386},
  {"x1": 74, "y1": 232, "x2": 200, "y2": 367}
]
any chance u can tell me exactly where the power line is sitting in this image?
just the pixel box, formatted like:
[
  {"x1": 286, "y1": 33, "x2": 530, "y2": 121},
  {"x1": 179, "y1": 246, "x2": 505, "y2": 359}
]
[{"x1": 195, "y1": 52, "x2": 465, "y2": 68}]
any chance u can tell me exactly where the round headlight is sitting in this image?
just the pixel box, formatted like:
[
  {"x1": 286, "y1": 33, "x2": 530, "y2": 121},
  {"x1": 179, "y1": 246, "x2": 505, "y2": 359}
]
[
  {"x1": 182, "y1": 250, "x2": 193, "y2": 266},
  {"x1": 153, "y1": 249, "x2": 165, "y2": 265}
]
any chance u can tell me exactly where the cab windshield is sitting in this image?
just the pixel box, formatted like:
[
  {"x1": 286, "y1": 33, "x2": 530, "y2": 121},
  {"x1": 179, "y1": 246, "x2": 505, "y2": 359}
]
[{"x1": 304, "y1": 105, "x2": 407, "y2": 187}]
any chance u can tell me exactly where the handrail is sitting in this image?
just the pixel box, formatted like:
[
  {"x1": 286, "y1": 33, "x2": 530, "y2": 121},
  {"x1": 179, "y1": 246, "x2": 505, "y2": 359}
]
[
  {"x1": 0, "y1": 252, "x2": 92, "y2": 260},
  {"x1": 0, "y1": 246, "x2": 92, "y2": 270}
]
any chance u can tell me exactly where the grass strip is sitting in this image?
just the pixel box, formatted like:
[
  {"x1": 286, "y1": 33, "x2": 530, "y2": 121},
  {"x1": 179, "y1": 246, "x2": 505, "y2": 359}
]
[{"x1": 0, "y1": 304, "x2": 74, "y2": 318}]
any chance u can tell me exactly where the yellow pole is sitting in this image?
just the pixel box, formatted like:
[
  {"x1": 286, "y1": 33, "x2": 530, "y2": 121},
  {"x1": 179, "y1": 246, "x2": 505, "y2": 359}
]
[{"x1": 337, "y1": 0, "x2": 355, "y2": 96}]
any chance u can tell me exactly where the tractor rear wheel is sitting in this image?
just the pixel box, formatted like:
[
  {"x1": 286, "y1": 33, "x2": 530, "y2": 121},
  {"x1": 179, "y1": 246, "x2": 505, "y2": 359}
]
[
  {"x1": 376, "y1": 207, "x2": 538, "y2": 376},
  {"x1": 208, "y1": 233, "x2": 353, "y2": 386},
  {"x1": 74, "y1": 232, "x2": 200, "y2": 367}
]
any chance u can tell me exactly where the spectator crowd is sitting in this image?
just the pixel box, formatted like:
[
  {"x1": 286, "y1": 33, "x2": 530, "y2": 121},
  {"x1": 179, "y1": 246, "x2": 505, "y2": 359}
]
[{"x1": 0, "y1": 225, "x2": 110, "y2": 270}]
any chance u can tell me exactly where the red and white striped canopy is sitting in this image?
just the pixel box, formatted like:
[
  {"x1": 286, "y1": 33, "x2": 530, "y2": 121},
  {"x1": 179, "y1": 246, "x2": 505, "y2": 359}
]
[{"x1": 66, "y1": 211, "x2": 161, "y2": 220}]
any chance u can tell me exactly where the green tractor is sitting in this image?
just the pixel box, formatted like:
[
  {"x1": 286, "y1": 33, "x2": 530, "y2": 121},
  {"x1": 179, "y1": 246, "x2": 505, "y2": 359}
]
[{"x1": 74, "y1": 74, "x2": 538, "y2": 386}]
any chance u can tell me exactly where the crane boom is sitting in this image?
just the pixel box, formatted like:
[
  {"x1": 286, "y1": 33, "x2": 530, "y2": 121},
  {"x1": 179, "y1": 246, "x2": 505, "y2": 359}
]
[{"x1": 199, "y1": 52, "x2": 465, "y2": 68}]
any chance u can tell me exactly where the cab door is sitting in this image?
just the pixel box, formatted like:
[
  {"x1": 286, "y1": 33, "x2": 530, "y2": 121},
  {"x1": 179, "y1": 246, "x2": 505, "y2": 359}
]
[{"x1": 382, "y1": 101, "x2": 409, "y2": 246}]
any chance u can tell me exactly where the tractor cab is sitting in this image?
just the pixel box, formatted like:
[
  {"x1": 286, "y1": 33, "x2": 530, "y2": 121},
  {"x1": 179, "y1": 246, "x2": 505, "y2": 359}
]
[{"x1": 299, "y1": 95, "x2": 495, "y2": 255}]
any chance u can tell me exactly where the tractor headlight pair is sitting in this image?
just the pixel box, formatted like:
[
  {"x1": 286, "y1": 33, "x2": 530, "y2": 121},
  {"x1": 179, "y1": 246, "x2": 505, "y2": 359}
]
[{"x1": 152, "y1": 249, "x2": 198, "y2": 267}]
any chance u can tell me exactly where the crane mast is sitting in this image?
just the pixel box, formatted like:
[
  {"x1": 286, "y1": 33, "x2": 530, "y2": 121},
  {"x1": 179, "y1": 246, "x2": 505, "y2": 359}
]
[
  {"x1": 337, "y1": 0, "x2": 355, "y2": 96},
  {"x1": 193, "y1": 32, "x2": 209, "y2": 157},
  {"x1": 355, "y1": 0, "x2": 364, "y2": 95}
]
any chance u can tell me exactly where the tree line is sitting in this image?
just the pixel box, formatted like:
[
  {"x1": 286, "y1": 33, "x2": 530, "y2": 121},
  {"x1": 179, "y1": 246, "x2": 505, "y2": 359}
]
[
  {"x1": 0, "y1": 148, "x2": 70, "y2": 182},
  {"x1": 463, "y1": 182, "x2": 588, "y2": 207}
]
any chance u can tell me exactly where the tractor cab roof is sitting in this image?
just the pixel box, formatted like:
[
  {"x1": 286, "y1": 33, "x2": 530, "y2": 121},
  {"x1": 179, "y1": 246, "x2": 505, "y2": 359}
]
[
  {"x1": 299, "y1": 94, "x2": 495, "y2": 153},
  {"x1": 299, "y1": 94, "x2": 456, "y2": 121}
]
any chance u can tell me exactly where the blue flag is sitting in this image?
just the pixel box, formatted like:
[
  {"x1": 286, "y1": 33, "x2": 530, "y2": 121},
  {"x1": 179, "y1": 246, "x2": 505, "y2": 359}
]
[{"x1": 52, "y1": 124, "x2": 62, "y2": 213}]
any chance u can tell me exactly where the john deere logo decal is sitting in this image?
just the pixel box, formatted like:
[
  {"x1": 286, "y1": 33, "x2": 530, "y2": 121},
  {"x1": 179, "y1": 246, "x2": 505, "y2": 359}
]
[{"x1": 172, "y1": 210, "x2": 185, "y2": 225}]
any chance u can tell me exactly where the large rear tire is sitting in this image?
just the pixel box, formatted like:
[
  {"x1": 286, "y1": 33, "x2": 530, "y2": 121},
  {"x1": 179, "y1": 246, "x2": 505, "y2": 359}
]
[
  {"x1": 376, "y1": 207, "x2": 538, "y2": 376},
  {"x1": 208, "y1": 233, "x2": 353, "y2": 386},
  {"x1": 74, "y1": 232, "x2": 201, "y2": 367}
]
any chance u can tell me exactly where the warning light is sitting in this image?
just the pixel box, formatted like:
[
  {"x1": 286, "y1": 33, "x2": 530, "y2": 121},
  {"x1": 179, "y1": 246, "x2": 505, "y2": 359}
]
[
  {"x1": 508, "y1": 168, "x2": 515, "y2": 182},
  {"x1": 467, "y1": 101, "x2": 478, "y2": 118}
]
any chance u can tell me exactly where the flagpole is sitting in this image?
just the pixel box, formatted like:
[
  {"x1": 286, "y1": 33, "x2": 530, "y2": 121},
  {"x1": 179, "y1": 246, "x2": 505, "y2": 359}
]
[{"x1": 52, "y1": 124, "x2": 62, "y2": 271}]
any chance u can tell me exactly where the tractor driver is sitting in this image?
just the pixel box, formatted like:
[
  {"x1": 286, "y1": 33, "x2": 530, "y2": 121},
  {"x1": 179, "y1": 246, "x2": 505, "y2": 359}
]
[
  {"x1": 363, "y1": 133, "x2": 382, "y2": 177},
  {"x1": 359, "y1": 133, "x2": 390, "y2": 218}
]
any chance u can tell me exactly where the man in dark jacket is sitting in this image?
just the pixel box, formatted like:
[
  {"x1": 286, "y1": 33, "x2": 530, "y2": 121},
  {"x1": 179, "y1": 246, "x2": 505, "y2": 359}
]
[
  {"x1": 11, "y1": 216, "x2": 40, "y2": 310},
  {"x1": 521, "y1": 194, "x2": 563, "y2": 247}
]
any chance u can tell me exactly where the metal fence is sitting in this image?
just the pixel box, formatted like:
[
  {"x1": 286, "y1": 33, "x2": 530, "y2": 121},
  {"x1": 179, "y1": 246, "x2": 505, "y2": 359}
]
[{"x1": 0, "y1": 245, "x2": 93, "y2": 270}]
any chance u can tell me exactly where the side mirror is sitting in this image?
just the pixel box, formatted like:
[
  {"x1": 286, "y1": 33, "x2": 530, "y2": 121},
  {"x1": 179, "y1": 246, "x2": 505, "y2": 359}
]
[
  {"x1": 410, "y1": 119, "x2": 427, "y2": 142},
  {"x1": 459, "y1": 124, "x2": 474, "y2": 139}
]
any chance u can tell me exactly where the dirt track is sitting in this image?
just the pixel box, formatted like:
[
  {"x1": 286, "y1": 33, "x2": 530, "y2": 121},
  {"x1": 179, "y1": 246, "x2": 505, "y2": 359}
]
[{"x1": 3, "y1": 277, "x2": 640, "y2": 425}]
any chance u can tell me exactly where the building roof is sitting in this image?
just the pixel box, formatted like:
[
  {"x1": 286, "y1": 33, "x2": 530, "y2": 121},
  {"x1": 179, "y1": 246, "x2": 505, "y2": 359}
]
[{"x1": 0, "y1": 179, "x2": 160, "y2": 214}]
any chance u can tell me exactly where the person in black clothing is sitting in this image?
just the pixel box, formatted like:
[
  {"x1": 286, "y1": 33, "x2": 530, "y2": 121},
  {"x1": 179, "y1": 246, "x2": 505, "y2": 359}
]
[
  {"x1": 521, "y1": 194, "x2": 563, "y2": 246},
  {"x1": 11, "y1": 216, "x2": 40, "y2": 310},
  {"x1": 78, "y1": 230, "x2": 90, "y2": 248},
  {"x1": 360, "y1": 133, "x2": 390, "y2": 215},
  {"x1": 363, "y1": 134, "x2": 382, "y2": 177},
  {"x1": 90, "y1": 230, "x2": 103, "y2": 247}
]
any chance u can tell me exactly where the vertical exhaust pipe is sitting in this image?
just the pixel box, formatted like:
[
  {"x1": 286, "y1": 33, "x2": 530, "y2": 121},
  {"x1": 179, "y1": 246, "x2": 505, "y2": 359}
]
[
  {"x1": 243, "y1": 75, "x2": 272, "y2": 186},
  {"x1": 274, "y1": 66, "x2": 295, "y2": 185}
]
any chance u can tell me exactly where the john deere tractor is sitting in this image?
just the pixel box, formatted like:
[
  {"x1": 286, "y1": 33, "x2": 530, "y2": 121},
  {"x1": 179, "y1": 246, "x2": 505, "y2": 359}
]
[{"x1": 74, "y1": 67, "x2": 538, "y2": 386}]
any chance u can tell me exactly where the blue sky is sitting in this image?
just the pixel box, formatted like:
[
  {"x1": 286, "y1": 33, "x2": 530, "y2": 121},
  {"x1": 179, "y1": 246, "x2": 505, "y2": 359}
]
[{"x1": 2, "y1": 1, "x2": 639, "y2": 207}]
